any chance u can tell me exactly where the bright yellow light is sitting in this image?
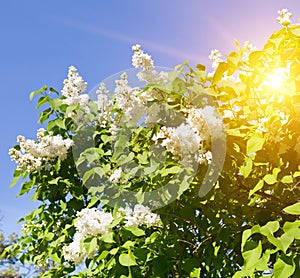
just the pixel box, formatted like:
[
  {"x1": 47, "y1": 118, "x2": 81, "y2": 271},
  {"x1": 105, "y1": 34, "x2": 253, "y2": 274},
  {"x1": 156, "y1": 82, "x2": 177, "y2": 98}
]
[{"x1": 265, "y1": 68, "x2": 288, "y2": 90}]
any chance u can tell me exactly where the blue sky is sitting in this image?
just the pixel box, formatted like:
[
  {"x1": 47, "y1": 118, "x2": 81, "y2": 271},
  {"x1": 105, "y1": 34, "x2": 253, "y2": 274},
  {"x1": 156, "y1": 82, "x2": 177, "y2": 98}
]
[{"x1": 1, "y1": 0, "x2": 300, "y2": 236}]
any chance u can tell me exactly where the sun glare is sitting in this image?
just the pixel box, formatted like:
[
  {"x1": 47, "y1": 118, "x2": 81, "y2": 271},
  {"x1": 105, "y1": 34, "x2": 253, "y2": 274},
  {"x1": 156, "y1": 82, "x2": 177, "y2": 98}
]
[{"x1": 264, "y1": 68, "x2": 289, "y2": 91}]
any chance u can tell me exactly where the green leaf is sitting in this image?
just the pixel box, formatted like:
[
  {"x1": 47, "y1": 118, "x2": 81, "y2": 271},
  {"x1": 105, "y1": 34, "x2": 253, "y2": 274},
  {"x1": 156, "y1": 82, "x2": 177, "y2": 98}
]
[
  {"x1": 36, "y1": 95, "x2": 50, "y2": 109},
  {"x1": 122, "y1": 240, "x2": 136, "y2": 249},
  {"x1": 153, "y1": 255, "x2": 168, "y2": 275},
  {"x1": 137, "y1": 152, "x2": 148, "y2": 164},
  {"x1": 101, "y1": 232, "x2": 115, "y2": 243},
  {"x1": 260, "y1": 221, "x2": 280, "y2": 235},
  {"x1": 241, "y1": 225, "x2": 260, "y2": 248},
  {"x1": 101, "y1": 134, "x2": 111, "y2": 144},
  {"x1": 242, "y1": 241, "x2": 262, "y2": 268},
  {"x1": 51, "y1": 253, "x2": 60, "y2": 263},
  {"x1": 45, "y1": 232, "x2": 55, "y2": 241},
  {"x1": 144, "y1": 163, "x2": 158, "y2": 175},
  {"x1": 98, "y1": 250, "x2": 109, "y2": 260},
  {"x1": 246, "y1": 134, "x2": 265, "y2": 154},
  {"x1": 212, "y1": 62, "x2": 228, "y2": 84},
  {"x1": 283, "y1": 220, "x2": 300, "y2": 237},
  {"x1": 249, "y1": 51, "x2": 264, "y2": 65},
  {"x1": 161, "y1": 166, "x2": 182, "y2": 177},
  {"x1": 19, "y1": 177, "x2": 36, "y2": 196},
  {"x1": 168, "y1": 71, "x2": 179, "y2": 82},
  {"x1": 52, "y1": 118, "x2": 67, "y2": 130},
  {"x1": 38, "y1": 107, "x2": 53, "y2": 123},
  {"x1": 29, "y1": 85, "x2": 47, "y2": 102},
  {"x1": 263, "y1": 174, "x2": 277, "y2": 185},
  {"x1": 293, "y1": 171, "x2": 300, "y2": 178},
  {"x1": 119, "y1": 253, "x2": 137, "y2": 266},
  {"x1": 94, "y1": 167, "x2": 105, "y2": 178},
  {"x1": 240, "y1": 157, "x2": 253, "y2": 178},
  {"x1": 82, "y1": 169, "x2": 95, "y2": 185},
  {"x1": 273, "y1": 257, "x2": 295, "y2": 278},
  {"x1": 84, "y1": 237, "x2": 98, "y2": 256},
  {"x1": 65, "y1": 104, "x2": 79, "y2": 117},
  {"x1": 281, "y1": 175, "x2": 293, "y2": 184},
  {"x1": 255, "y1": 250, "x2": 271, "y2": 271},
  {"x1": 87, "y1": 195, "x2": 99, "y2": 208},
  {"x1": 10, "y1": 170, "x2": 23, "y2": 187},
  {"x1": 110, "y1": 247, "x2": 119, "y2": 255},
  {"x1": 49, "y1": 87, "x2": 59, "y2": 94},
  {"x1": 125, "y1": 227, "x2": 145, "y2": 237},
  {"x1": 190, "y1": 267, "x2": 201, "y2": 278},
  {"x1": 279, "y1": 233, "x2": 294, "y2": 253},
  {"x1": 48, "y1": 177, "x2": 61, "y2": 185},
  {"x1": 196, "y1": 63, "x2": 206, "y2": 72},
  {"x1": 283, "y1": 202, "x2": 300, "y2": 215},
  {"x1": 249, "y1": 180, "x2": 264, "y2": 197},
  {"x1": 290, "y1": 26, "x2": 300, "y2": 37}
]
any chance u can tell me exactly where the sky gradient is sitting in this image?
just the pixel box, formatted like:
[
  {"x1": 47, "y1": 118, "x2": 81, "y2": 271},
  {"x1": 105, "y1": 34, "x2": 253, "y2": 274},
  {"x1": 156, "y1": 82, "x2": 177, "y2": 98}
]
[{"x1": 1, "y1": 0, "x2": 300, "y2": 236}]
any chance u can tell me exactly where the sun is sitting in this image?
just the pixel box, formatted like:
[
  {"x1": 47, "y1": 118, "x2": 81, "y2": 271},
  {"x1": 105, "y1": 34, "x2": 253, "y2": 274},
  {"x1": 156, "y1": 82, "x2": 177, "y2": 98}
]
[{"x1": 264, "y1": 67, "x2": 289, "y2": 91}]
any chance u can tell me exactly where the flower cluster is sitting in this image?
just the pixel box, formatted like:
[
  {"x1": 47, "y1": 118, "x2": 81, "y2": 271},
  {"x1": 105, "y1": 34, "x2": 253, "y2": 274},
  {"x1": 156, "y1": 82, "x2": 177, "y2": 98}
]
[
  {"x1": 63, "y1": 206, "x2": 160, "y2": 264},
  {"x1": 62, "y1": 232, "x2": 87, "y2": 265},
  {"x1": 114, "y1": 72, "x2": 145, "y2": 123},
  {"x1": 131, "y1": 44, "x2": 167, "y2": 84},
  {"x1": 9, "y1": 128, "x2": 73, "y2": 172},
  {"x1": 132, "y1": 44, "x2": 154, "y2": 69},
  {"x1": 209, "y1": 49, "x2": 223, "y2": 69},
  {"x1": 154, "y1": 123, "x2": 202, "y2": 165},
  {"x1": 153, "y1": 106, "x2": 222, "y2": 165},
  {"x1": 242, "y1": 40, "x2": 257, "y2": 61},
  {"x1": 109, "y1": 168, "x2": 122, "y2": 184},
  {"x1": 96, "y1": 83, "x2": 114, "y2": 127},
  {"x1": 118, "y1": 204, "x2": 161, "y2": 228},
  {"x1": 75, "y1": 208, "x2": 114, "y2": 236},
  {"x1": 62, "y1": 208, "x2": 113, "y2": 264},
  {"x1": 61, "y1": 66, "x2": 90, "y2": 123},
  {"x1": 191, "y1": 106, "x2": 223, "y2": 139},
  {"x1": 21, "y1": 220, "x2": 46, "y2": 234},
  {"x1": 62, "y1": 66, "x2": 89, "y2": 106},
  {"x1": 276, "y1": 9, "x2": 292, "y2": 26}
]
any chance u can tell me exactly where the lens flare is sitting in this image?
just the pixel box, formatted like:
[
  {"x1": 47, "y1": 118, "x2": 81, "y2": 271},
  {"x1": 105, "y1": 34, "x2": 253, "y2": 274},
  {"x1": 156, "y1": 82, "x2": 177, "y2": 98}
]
[{"x1": 264, "y1": 68, "x2": 289, "y2": 91}]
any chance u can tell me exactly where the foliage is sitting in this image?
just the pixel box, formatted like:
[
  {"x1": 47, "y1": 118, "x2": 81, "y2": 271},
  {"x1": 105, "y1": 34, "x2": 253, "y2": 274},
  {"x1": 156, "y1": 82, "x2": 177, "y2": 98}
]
[
  {"x1": 7, "y1": 10, "x2": 300, "y2": 277},
  {"x1": 0, "y1": 229, "x2": 20, "y2": 278}
]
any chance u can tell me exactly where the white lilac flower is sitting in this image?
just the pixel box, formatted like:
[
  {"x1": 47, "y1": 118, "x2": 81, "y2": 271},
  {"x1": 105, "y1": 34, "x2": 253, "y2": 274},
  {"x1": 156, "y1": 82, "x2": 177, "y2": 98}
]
[
  {"x1": 190, "y1": 106, "x2": 223, "y2": 139},
  {"x1": 36, "y1": 128, "x2": 46, "y2": 141},
  {"x1": 242, "y1": 41, "x2": 257, "y2": 61},
  {"x1": 109, "y1": 168, "x2": 122, "y2": 184},
  {"x1": 209, "y1": 49, "x2": 223, "y2": 69},
  {"x1": 62, "y1": 66, "x2": 88, "y2": 100},
  {"x1": 153, "y1": 123, "x2": 202, "y2": 165},
  {"x1": 74, "y1": 208, "x2": 113, "y2": 237},
  {"x1": 132, "y1": 44, "x2": 154, "y2": 69},
  {"x1": 96, "y1": 83, "x2": 113, "y2": 127},
  {"x1": 118, "y1": 205, "x2": 160, "y2": 228},
  {"x1": 97, "y1": 83, "x2": 110, "y2": 110},
  {"x1": 131, "y1": 44, "x2": 168, "y2": 84},
  {"x1": 9, "y1": 130, "x2": 73, "y2": 172},
  {"x1": 61, "y1": 66, "x2": 90, "y2": 123},
  {"x1": 276, "y1": 9, "x2": 292, "y2": 26},
  {"x1": 186, "y1": 108, "x2": 208, "y2": 140},
  {"x1": 62, "y1": 232, "x2": 86, "y2": 265},
  {"x1": 153, "y1": 106, "x2": 222, "y2": 165},
  {"x1": 114, "y1": 72, "x2": 145, "y2": 123},
  {"x1": 63, "y1": 208, "x2": 113, "y2": 264},
  {"x1": 63, "y1": 205, "x2": 160, "y2": 264},
  {"x1": 222, "y1": 109, "x2": 234, "y2": 119}
]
